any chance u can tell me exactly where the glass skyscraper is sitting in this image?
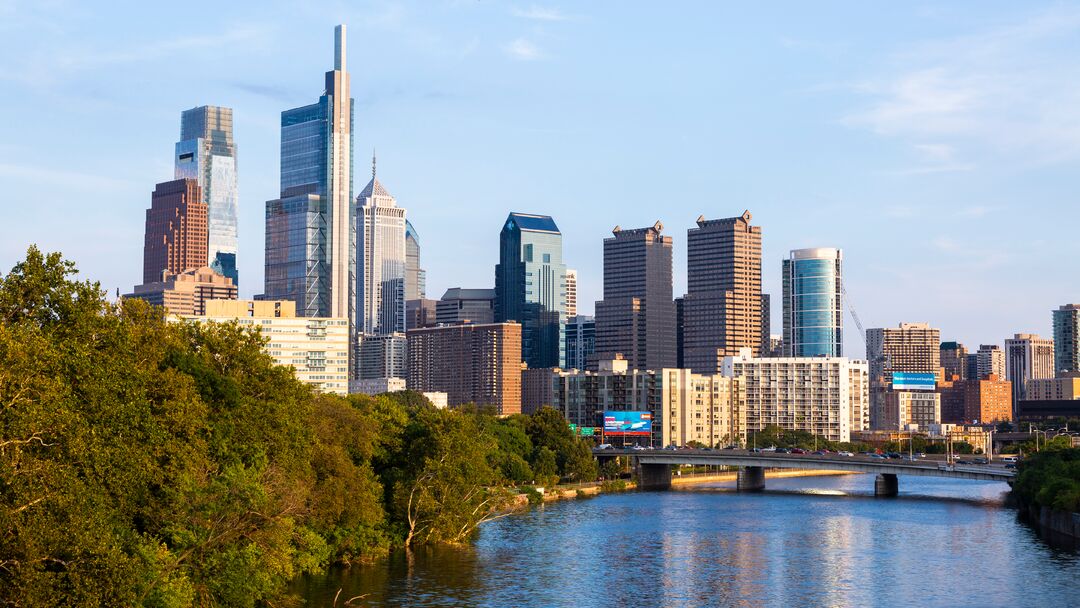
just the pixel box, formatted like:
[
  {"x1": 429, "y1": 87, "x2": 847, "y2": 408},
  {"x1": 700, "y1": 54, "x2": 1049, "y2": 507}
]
[
  {"x1": 356, "y1": 161, "x2": 407, "y2": 335},
  {"x1": 175, "y1": 105, "x2": 238, "y2": 284},
  {"x1": 405, "y1": 220, "x2": 425, "y2": 300},
  {"x1": 782, "y1": 247, "x2": 843, "y2": 357},
  {"x1": 495, "y1": 213, "x2": 567, "y2": 368},
  {"x1": 264, "y1": 25, "x2": 354, "y2": 321}
]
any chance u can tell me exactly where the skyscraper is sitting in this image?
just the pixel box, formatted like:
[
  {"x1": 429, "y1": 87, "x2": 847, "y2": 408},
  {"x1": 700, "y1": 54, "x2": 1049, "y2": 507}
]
[
  {"x1": 565, "y1": 269, "x2": 577, "y2": 318},
  {"x1": 1005, "y1": 333, "x2": 1054, "y2": 414},
  {"x1": 782, "y1": 247, "x2": 843, "y2": 357},
  {"x1": 143, "y1": 178, "x2": 206, "y2": 284},
  {"x1": 175, "y1": 105, "x2": 238, "y2": 284},
  {"x1": 565, "y1": 314, "x2": 595, "y2": 370},
  {"x1": 594, "y1": 222, "x2": 676, "y2": 371},
  {"x1": 495, "y1": 213, "x2": 567, "y2": 368},
  {"x1": 356, "y1": 159, "x2": 406, "y2": 335},
  {"x1": 865, "y1": 322, "x2": 941, "y2": 429},
  {"x1": 264, "y1": 25, "x2": 353, "y2": 321},
  {"x1": 682, "y1": 211, "x2": 762, "y2": 373},
  {"x1": 940, "y1": 341, "x2": 968, "y2": 381},
  {"x1": 405, "y1": 220, "x2": 426, "y2": 301},
  {"x1": 1053, "y1": 304, "x2": 1080, "y2": 375},
  {"x1": 974, "y1": 344, "x2": 1005, "y2": 380}
]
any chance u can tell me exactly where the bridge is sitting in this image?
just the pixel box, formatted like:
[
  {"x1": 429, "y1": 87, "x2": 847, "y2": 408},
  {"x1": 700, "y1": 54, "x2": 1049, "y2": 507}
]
[{"x1": 594, "y1": 448, "x2": 1016, "y2": 496}]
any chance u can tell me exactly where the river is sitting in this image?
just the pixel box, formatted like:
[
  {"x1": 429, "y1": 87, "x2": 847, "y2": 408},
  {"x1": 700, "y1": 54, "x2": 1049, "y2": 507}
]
[{"x1": 292, "y1": 474, "x2": 1080, "y2": 607}]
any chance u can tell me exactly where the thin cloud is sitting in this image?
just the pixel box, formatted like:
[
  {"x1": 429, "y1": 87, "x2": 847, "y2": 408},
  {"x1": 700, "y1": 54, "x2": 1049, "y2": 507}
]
[
  {"x1": 505, "y1": 38, "x2": 543, "y2": 61},
  {"x1": 512, "y1": 5, "x2": 570, "y2": 22}
]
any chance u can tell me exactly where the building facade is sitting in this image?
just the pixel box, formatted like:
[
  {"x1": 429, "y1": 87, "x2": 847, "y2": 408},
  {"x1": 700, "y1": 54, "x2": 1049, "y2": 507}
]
[
  {"x1": 682, "y1": 211, "x2": 762, "y2": 373},
  {"x1": 721, "y1": 348, "x2": 869, "y2": 443},
  {"x1": 1053, "y1": 304, "x2": 1080, "y2": 375},
  {"x1": 436, "y1": 288, "x2": 495, "y2": 325},
  {"x1": 760, "y1": 293, "x2": 771, "y2": 355},
  {"x1": 404, "y1": 220, "x2": 426, "y2": 301},
  {"x1": 174, "y1": 105, "x2": 238, "y2": 284},
  {"x1": 866, "y1": 322, "x2": 941, "y2": 429},
  {"x1": 349, "y1": 376, "x2": 407, "y2": 395},
  {"x1": 565, "y1": 269, "x2": 577, "y2": 318},
  {"x1": 1024, "y1": 376, "x2": 1080, "y2": 401},
  {"x1": 963, "y1": 375, "x2": 1013, "y2": 424},
  {"x1": 355, "y1": 332, "x2": 407, "y2": 380},
  {"x1": 143, "y1": 178, "x2": 207, "y2": 284},
  {"x1": 494, "y1": 213, "x2": 566, "y2": 368},
  {"x1": 782, "y1": 247, "x2": 843, "y2": 357},
  {"x1": 406, "y1": 322, "x2": 522, "y2": 414},
  {"x1": 974, "y1": 344, "x2": 1005, "y2": 380},
  {"x1": 264, "y1": 25, "x2": 353, "y2": 321},
  {"x1": 881, "y1": 391, "x2": 941, "y2": 430},
  {"x1": 565, "y1": 314, "x2": 595, "y2": 371},
  {"x1": 127, "y1": 266, "x2": 236, "y2": 316},
  {"x1": 940, "y1": 341, "x2": 968, "y2": 381},
  {"x1": 594, "y1": 222, "x2": 676, "y2": 371},
  {"x1": 187, "y1": 299, "x2": 349, "y2": 395},
  {"x1": 405, "y1": 298, "x2": 437, "y2": 330},
  {"x1": 356, "y1": 165, "x2": 407, "y2": 336},
  {"x1": 1005, "y1": 333, "x2": 1054, "y2": 414}
]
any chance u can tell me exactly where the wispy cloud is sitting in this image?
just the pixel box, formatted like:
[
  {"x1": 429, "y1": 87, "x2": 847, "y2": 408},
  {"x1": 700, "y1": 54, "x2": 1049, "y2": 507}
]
[
  {"x1": 844, "y1": 6, "x2": 1080, "y2": 168},
  {"x1": 512, "y1": 5, "x2": 570, "y2": 22},
  {"x1": 505, "y1": 38, "x2": 543, "y2": 61}
]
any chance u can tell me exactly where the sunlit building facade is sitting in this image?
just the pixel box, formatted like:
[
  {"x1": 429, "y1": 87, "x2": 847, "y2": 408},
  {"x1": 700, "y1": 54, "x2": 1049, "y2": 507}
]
[{"x1": 782, "y1": 247, "x2": 843, "y2": 357}]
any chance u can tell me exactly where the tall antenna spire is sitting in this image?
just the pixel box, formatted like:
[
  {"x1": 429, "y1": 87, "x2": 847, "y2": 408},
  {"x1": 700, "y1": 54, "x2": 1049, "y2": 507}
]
[
  {"x1": 372, "y1": 148, "x2": 377, "y2": 180},
  {"x1": 334, "y1": 24, "x2": 346, "y2": 71}
]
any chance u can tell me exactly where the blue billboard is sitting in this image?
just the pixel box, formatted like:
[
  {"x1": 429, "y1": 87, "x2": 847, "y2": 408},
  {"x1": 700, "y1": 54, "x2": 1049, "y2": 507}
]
[
  {"x1": 603, "y1": 411, "x2": 652, "y2": 436},
  {"x1": 892, "y1": 372, "x2": 936, "y2": 391}
]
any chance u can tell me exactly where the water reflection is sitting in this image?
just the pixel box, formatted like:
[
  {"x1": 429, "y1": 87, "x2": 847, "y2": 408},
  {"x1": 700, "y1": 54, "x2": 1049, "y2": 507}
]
[{"x1": 292, "y1": 475, "x2": 1080, "y2": 607}]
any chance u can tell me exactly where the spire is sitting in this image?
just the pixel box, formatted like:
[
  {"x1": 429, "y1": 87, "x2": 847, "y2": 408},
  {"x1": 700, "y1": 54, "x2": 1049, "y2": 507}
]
[
  {"x1": 334, "y1": 24, "x2": 346, "y2": 71},
  {"x1": 372, "y1": 148, "x2": 377, "y2": 181}
]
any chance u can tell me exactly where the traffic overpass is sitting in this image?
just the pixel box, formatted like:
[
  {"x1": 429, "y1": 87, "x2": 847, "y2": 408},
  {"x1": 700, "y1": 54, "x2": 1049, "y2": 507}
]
[{"x1": 594, "y1": 449, "x2": 1015, "y2": 496}]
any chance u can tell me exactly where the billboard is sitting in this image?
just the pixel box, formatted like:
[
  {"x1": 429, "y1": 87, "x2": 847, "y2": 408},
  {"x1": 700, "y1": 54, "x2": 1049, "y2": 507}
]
[
  {"x1": 892, "y1": 372, "x2": 936, "y2": 391},
  {"x1": 603, "y1": 411, "x2": 652, "y2": 436}
]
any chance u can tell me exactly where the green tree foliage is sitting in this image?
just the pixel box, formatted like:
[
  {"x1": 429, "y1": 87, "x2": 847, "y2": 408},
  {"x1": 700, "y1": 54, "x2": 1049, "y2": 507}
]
[
  {"x1": 1013, "y1": 448, "x2": 1080, "y2": 512},
  {"x1": 0, "y1": 247, "x2": 603, "y2": 606}
]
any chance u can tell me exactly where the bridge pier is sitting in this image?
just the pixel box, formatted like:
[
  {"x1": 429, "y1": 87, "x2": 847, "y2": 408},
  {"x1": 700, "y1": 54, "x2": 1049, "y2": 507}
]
[
  {"x1": 737, "y1": 466, "x2": 765, "y2": 492},
  {"x1": 638, "y1": 463, "x2": 672, "y2": 491},
  {"x1": 874, "y1": 473, "x2": 898, "y2": 497}
]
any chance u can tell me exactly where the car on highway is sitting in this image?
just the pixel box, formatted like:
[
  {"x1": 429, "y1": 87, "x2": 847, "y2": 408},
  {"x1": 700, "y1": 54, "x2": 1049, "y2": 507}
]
[
  {"x1": 886, "y1": 452, "x2": 901, "y2": 459},
  {"x1": 631, "y1": 445, "x2": 648, "y2": 451},
  {"x1": 751, "y1": 447, "x2": 763, "y2": 453},
  {"x1": 869, "y1": 454, "x2": 886, "y2": 459},
  {"x1": 598, "y1": 444, "x2": 614, "y2": 450},
  {"x1": 663, "y1": 445, "x2": 680, "y2": 451},
  {"x1": 838, "y1": 451, "x2": 854, "y2": 457},
  {"x1": 973, "y1": 458, "x2": 988, "y2": 465},
  {"x1": 1002, "y1": 456, "x2": 1018, "y2": 463},
  {"x1": 723, "y1": 445, "x2": 739, "y2": 450},
  {"x1": 761, "y1": 446, "x2": 777, "y2": 453},
  {"x1": 790, "y1": 448, "x2": 807, "y2": 454},
  {"x1": 812, "y1": 450, "x2": 827, "y2": 456},
  {"x1": 775, "y1": 448, "x2": 791, "y2": 454}
]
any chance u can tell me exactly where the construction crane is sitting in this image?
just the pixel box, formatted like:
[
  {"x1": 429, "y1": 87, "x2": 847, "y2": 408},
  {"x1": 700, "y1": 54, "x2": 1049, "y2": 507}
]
[{"x1": 842, "y1": 283, "x2": 867, "y2": 349}]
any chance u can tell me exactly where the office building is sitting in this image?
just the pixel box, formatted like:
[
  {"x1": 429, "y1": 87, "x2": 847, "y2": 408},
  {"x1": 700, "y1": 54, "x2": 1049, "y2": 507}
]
[
  {"x1": 349, "y1": 377, "x2": 406, "y2": 395},
  {"x1": 405, "y1": 298, "x2": 437, "y2": 330},
  {"x1": 1053, "y1": 304, "x2": 1080, "y2": 375},
  {"x1": 721, "y1": 349, "x2": 868, "y2": 443},
  {"x1": 866, "y1": 323, "x2": 940, "y2": 429},
  {"x1": 495, "y1": 213, "x2": 567, "y2": 368},
  {"x1": 881, "y1": 391, "x2": 941, "y2": 430},
  {"x1": 143, "y1": 178, "x2": 207, "y2": 284},
  {"x1": 264, "y1": 25, "x2": 353, "y2": 320},
  {"x1": 940, "y1": 341, "x2": 968, "y2": 381},
  {"x1": 682, "y1": 211, "x2": 762, "y2": 373},
  {"x1": 675, "y1": 297, "x2": 685, "y2": 367},
  {"x1": 406, "y1": 322, "x2": 522, "y2": 414},
  {"x1": 782, "y1": 248, "x2": 843, "y2": 357},
  {"x1": 436, "y1": 288, "x2": 495, "y2": 325},
  {"x1": 1005, "y1": 334, "x2": 1054, "y2": 413},
  {"x1": 405, "y1": 220, "x2": 425, "y2": 301},
  {"x1": 356, "y1": 161, "x2": 407, "y2": 335},
  {"x1": 522, "y1": 367, "x2": 557, "y2": 415},
  {"x1": 974, "y1": 344, "x2": 1005, "y2": 380},
  {"x1": 964, "y1": 375, "x2": 1013, "y2": 424},
  {"x1": 551, "y1": 358, "x2": 747, "y2": 448},
  {"x1": 127, "y1": 266, "x2": 236, "y2": 316},
  {"x1": 594, "y1": 222, "x2": 676, "y2": 371},
  {"x1": 760, "y1": 293, "x2": 771, "y2": 355},
  {"x1": 1024, "y1": 376, "x2": 1080, "y2": 401},
  {"x1": 174, "y1": 105, "x2": 238, "y2": 283},
  {"x1": 565, "y1": 314, "x2": 595, "y2": 371},
  {"x1": 355, "y1": 332, "x2": 407, "y2": 380},
  {"x1": 565, "y1": 269, "x2": 577, "y2": 318},
  {"x1": 938, "y1": 376, "x2": 967, "y2": 424},
  {"x1": 186, "y1": 299, "x2": 349, "y2": 395}
]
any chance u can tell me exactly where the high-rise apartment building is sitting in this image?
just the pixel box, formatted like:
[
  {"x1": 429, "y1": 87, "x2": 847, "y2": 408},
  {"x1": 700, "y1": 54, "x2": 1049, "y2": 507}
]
[
  {"x1": 495, "y1": 213, "x2": 566, "y2": 368},
  {"x1": 175, "y1": 105, "x2": 239, "y2": 284},
  {"x1": 551, "y1": 358, "x2": 748, "y2": 448},
  {"x1": 565, "y1": 314, "x2": 595, "y2": 371},
  {"x1": 1005, "y1": 334, "x2": 1054, "y2": 412},
  {"x1": 940, "y1": 341, "x2": 968, "y2": 381},
  {"x1": 264, "y1": 25, "x2": 353, "y2": 321},
  {"x1": 406, "y1": 322, "x2": 523, "y2": 414},
  {"x1": 356, "y1": 163, "x2": 407, "y2": 336},
  {"x1": 881, "y1": 391, "x2": 941, "y2": 430},
  {"x1": 127, "y1": 266, "x2": 236, "y2": 316},
  {"x1": 405, "y1": 220, "x2": 425, "y2": 301},
  {"x1": 436, "y1": 288, "x2": 495, "y2": 325},
  {"x1": 964, "y1": 375, "x2": 1013, "y2": 424},
  {"x1": 1053, "y1": 304, "x2": 1080, "y2": 375},
  {"x1": 782, "y1": 248, "x2": 843, "y2": 357},
  {"x1": 721, "y1": 348, "x2": 868, "y2": 443},
  {"x1": 865, "y1": 322, "x2": 940, "y2": 429},
  {"x1": 185, "y1": 299, "x2": 349, "y2": 395},
  {"x1": 355, "y1": 332, "x2": 407, "y2": 380},
  {"x1": 594, "y1": 222, "x2": 676, "y2": 371},
  {"x1": 565, "y1": 269, "x2": 577, "y2": 318},
  {"x1": 682, "y1": 211, "x2": 762, "y2": 373},
  {"x1": 143, "y1": 179, "x2": 207, "y2": 284},
  {"x1": 974, "y1": 344, "x2": 1005, "y2": 380}
]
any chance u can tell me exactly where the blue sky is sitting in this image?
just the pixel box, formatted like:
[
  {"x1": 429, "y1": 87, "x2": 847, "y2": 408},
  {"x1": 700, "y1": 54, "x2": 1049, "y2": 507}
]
[{"x1": 2, "y1": 1, "x2": 1079, "y2": 358}]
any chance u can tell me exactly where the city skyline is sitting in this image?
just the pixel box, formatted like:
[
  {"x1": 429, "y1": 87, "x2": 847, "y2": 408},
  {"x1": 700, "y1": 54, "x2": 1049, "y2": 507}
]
[{"x1": 4, "y1": 2, "x2": 1080, "y2": 358}]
